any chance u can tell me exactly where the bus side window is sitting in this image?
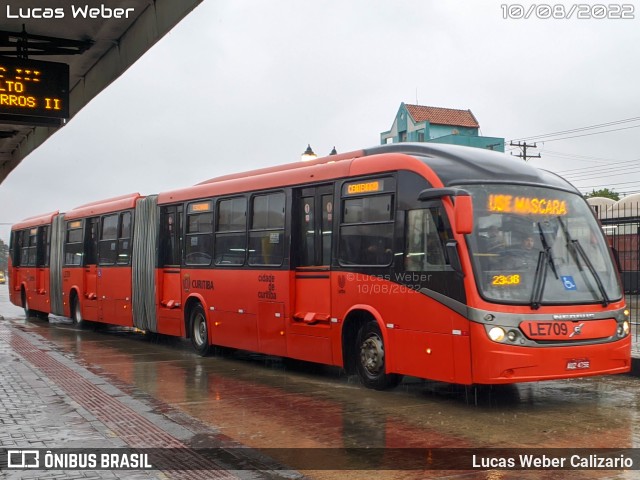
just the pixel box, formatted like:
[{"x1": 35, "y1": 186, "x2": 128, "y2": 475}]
[
  {"x1": 37, "y1": 225, "x2": 50, "y2": 267},
  {"x1": 405, "y1": 208, "x2": 449, "y2": 271},
  {"x1": 249, "y1": 192, "x2": 285, "y2": 266},
  {"x1": 65, "y1": 221, "x2": 84, "y2": 266},
  {"x1": 117, "y1": 211, "x2": 132, "y2": 265},
  {"x1": 99, "y1": 214, "x2": 119, "y2": 265},
  {"x1": 23, "y1": 228, "x2": 37, "y2": 266},
  {"x1": 339, "y1": 194, "x2": 394, "y2": 266},
  {"x1": 13, "y1": 230, "x2": 24, "y2": 267},
  {"x1": 9, "y1": 230, "x2": 18, "y2": 267},
  {"x1": 84, "y1": 218, "x2": 99, "y2": 265},
  {"x1": 215, "y1": 197, "x2": 247, "y2": 266},
  {"x1": 185, "y1": 201, "x2": 213, "y2": 266}
]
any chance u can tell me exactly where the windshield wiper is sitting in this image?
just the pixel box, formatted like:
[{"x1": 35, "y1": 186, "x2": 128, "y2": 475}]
[
  {"x1": 528, "y1": 223, "x2": 559, "y2": 310},
  {"x1": 557, "y1": 217, "x2": 610, "y2": 307},
  {"x1": 537, "y1": 222, "x2": 559, "y2": 280},
  {"x1": 530, "y1": 250, "x2": 548, "y2": 310}
]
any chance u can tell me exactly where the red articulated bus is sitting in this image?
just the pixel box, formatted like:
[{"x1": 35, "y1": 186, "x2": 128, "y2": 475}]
[{"x1": 9, "y1": 143, "x2": 631, "y2": 388}]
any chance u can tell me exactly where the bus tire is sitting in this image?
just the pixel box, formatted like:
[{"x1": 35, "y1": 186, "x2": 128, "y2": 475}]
[
  {"x1": 71, "y1": 296, "x2": 84, "y2": 326},
  {"x1": 190, "y1": 303, "x2": 211, "y2": 356},
  {"x1": 22, "y1": 295, "x2": 35, "y2": 318},
  {"x1": 22, "y1": 291, "x2": 34, "y2": 318},
  {"x1": 355, "y1": 320, "x2": 402, "y2": 390}
]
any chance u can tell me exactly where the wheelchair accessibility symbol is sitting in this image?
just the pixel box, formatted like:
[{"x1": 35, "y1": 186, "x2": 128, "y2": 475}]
[{"x1": 561, "y1": 276, "x2": 577, "y2": 291}]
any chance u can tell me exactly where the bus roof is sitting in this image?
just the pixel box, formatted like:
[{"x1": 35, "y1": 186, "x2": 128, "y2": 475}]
[
  {"x1": 64, "y1": 193, "x2": 142, "y2": 220},
  {"x1": 157, "y1": 150, "x2": 450, "y2": 204},
  {"x1": 364, "y1": 143, "x2": 578, "y2": 193},
  {"x1": 159, "y1": 143, "x2": 578, "y2": 204},
  {"x1": 12, "y1": 211, "x2": 59, "y2": 231}
]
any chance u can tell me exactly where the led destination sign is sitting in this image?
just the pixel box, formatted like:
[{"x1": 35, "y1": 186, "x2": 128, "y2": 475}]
[
  {"x1": 345, "y1": 180, "x2": 383, "y2": 195},
  {"x1": 488, "y1": 194, "x2": 568, "y2": 216},
  {"x1": 0, "y1": 56, "x2": 69, "y2": 125}
]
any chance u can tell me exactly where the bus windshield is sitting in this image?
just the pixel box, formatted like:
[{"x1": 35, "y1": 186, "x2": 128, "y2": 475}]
[{"x1": 462, "y1": 184, "x2": 622, "y2": 307}]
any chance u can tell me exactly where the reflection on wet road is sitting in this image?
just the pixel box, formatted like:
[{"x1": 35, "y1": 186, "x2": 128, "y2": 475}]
[{"x1": 1, "y1": 284, "x2": 639, "y2": 479}]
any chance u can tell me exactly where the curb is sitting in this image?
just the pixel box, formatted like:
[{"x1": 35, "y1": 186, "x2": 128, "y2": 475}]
[{"x1": 631, "y1": 357, "x2": 640, "y2": 377}]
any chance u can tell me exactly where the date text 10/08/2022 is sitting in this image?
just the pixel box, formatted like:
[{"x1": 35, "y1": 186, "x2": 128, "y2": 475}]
[{"x1": 501, "y1": 4, "x2": 634, "y2": 20}]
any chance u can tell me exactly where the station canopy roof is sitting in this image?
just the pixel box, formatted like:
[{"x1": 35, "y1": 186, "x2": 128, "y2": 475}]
[{"x1": 0, "y1": 0, "x2": 202, "y2": 183}]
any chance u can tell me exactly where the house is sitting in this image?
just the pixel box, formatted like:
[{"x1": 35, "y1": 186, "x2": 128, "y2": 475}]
[{"x1": 380, "y1": 103, "x2": 504, "y2": 152}]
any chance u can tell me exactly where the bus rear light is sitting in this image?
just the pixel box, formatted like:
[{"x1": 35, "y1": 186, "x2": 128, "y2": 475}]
[{"x1": 488, "y1": 327, "x2": 505, "y2": 342}]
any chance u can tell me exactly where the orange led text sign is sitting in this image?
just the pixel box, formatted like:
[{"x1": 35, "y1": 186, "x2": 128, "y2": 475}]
[
  {"x1": 0, "y1": 57, "x2": 69, "y2": 125},
  {"x1": 346, "y1": 180, "x2": 383, "y2": 195},
  {"x1": 488, "y1": 194, "x2": 568, "y2": 216}
]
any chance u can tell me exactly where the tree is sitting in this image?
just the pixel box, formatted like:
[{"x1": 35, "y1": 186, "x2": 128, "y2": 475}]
[
  {"x1": 584, "y1": 188, "x2": 620, "y2": 201},
  {"x1": 0, "y1": 238, "x2": 8, "y2": 272}
]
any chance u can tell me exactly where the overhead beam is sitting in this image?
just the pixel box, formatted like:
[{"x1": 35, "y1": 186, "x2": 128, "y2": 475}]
[{"x1": 0, "y1": 0, "x2": 203, "y2": 183}]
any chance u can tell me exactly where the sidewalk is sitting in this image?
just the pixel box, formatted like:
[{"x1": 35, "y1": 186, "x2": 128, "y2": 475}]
[{"x1": 0, "y1": 318, "x2": 302, "y2": 480}]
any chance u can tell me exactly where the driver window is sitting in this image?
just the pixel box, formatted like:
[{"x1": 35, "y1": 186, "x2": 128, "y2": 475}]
[{"x1": 405, "y1": 208, "x2": 449, "y2": 271}]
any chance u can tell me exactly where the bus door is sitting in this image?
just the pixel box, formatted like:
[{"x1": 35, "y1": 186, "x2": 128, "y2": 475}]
[
  {"x1": 290, "y1": 185, "x2": 334, "y2": 362},
  {"x1": 157, "y1": 205, "x2": 183, "y2": 336},
  {"x1": 97, "y1": 212, "x2": 132, "y2": 326},
  {"x1": 398, "y1": 203, "x2": 467, "y2": 383},
  {"x1": 33, "y1": 225, "x2": 50, "y2": 311},
  {"x1": 19, "y1": 228, "x2": 38, "y2": 313},
  {"x1": 82, "y1": 217, "x2": 99, "y2": 320}
]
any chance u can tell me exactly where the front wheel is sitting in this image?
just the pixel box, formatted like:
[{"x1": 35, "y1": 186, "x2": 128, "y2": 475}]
[
  {"x1": 355, "y1": 320, "x2": 402, "y2": 390},
  {"x1": 190, "y1": 304, "x2": 211, "y2": 356}
]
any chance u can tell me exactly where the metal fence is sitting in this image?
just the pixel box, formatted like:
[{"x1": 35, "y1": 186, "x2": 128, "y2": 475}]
[{"x1": 591, "y1": 201, "x2": 640, "y2": 354}]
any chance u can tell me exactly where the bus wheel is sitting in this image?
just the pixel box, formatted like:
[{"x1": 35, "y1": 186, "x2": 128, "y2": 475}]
[
  {"x1": 355, "y1": 320, "x2": 402, "y2": 390},
  {"x1": 71, "y1": 297, "x2": 83, "y2": 326},
  {"x1": 190, "y1": 304, "x2": 211, "y2": 356},
  {"x1": 22, "y1": 293, "x2": 34, "y2": 318}
]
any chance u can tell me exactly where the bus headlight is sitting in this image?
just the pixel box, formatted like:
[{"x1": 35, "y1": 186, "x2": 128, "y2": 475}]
[
  {"x1": 618, "y1": 320, "x2": 630, "y2": 338},
  {"x1": 488, "y1": 327, "x2": 506, "y2": 342}
]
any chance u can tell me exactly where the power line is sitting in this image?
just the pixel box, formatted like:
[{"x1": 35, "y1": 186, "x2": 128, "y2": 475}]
[
  {"x1": 543, "y1": 150, "x2": 620, "y2": 164},
  {"x1": 560, "y1": 159, "x2": 640, "y2": 177},
  {"x1": 564, "y1": 168, "x2": 640, "y2": 182},
  {"x1": 509, "y1": 116, "x2": 640, "y2": 143},
  {"x1": 573, "y1": 179, "x2": 640, "y2": 189},
  {"x1": 530, "y1": 124, "x2": 640, "y2": 143}
]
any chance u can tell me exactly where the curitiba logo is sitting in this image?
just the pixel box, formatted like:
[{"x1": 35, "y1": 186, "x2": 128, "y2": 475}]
[{"x1": 183, "y1": 274, "x2": 214, "y2": 292}]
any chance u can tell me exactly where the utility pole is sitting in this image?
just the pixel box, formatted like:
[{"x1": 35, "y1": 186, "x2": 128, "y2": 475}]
[{"x1": 510, "y1": 141, "x2": 541, "y2": 162}]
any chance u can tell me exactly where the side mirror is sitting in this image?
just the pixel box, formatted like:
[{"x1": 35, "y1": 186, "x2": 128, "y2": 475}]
[
  {"x1": 454, "y1": 195, "x2": 473, "y2": 235},
  {"x1": 418, "y1": 187, "x2": 474, "y2": 235}
]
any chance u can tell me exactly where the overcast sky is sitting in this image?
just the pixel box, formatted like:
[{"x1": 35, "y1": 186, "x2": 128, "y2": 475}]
[{"x1": 1, "y1": 0, "x2": 639, "y2": 242}]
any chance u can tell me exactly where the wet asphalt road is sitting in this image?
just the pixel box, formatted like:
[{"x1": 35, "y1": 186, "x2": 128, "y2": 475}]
[{"x1": 1, "y1": 284, "x2": 639, "y2": 479}]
